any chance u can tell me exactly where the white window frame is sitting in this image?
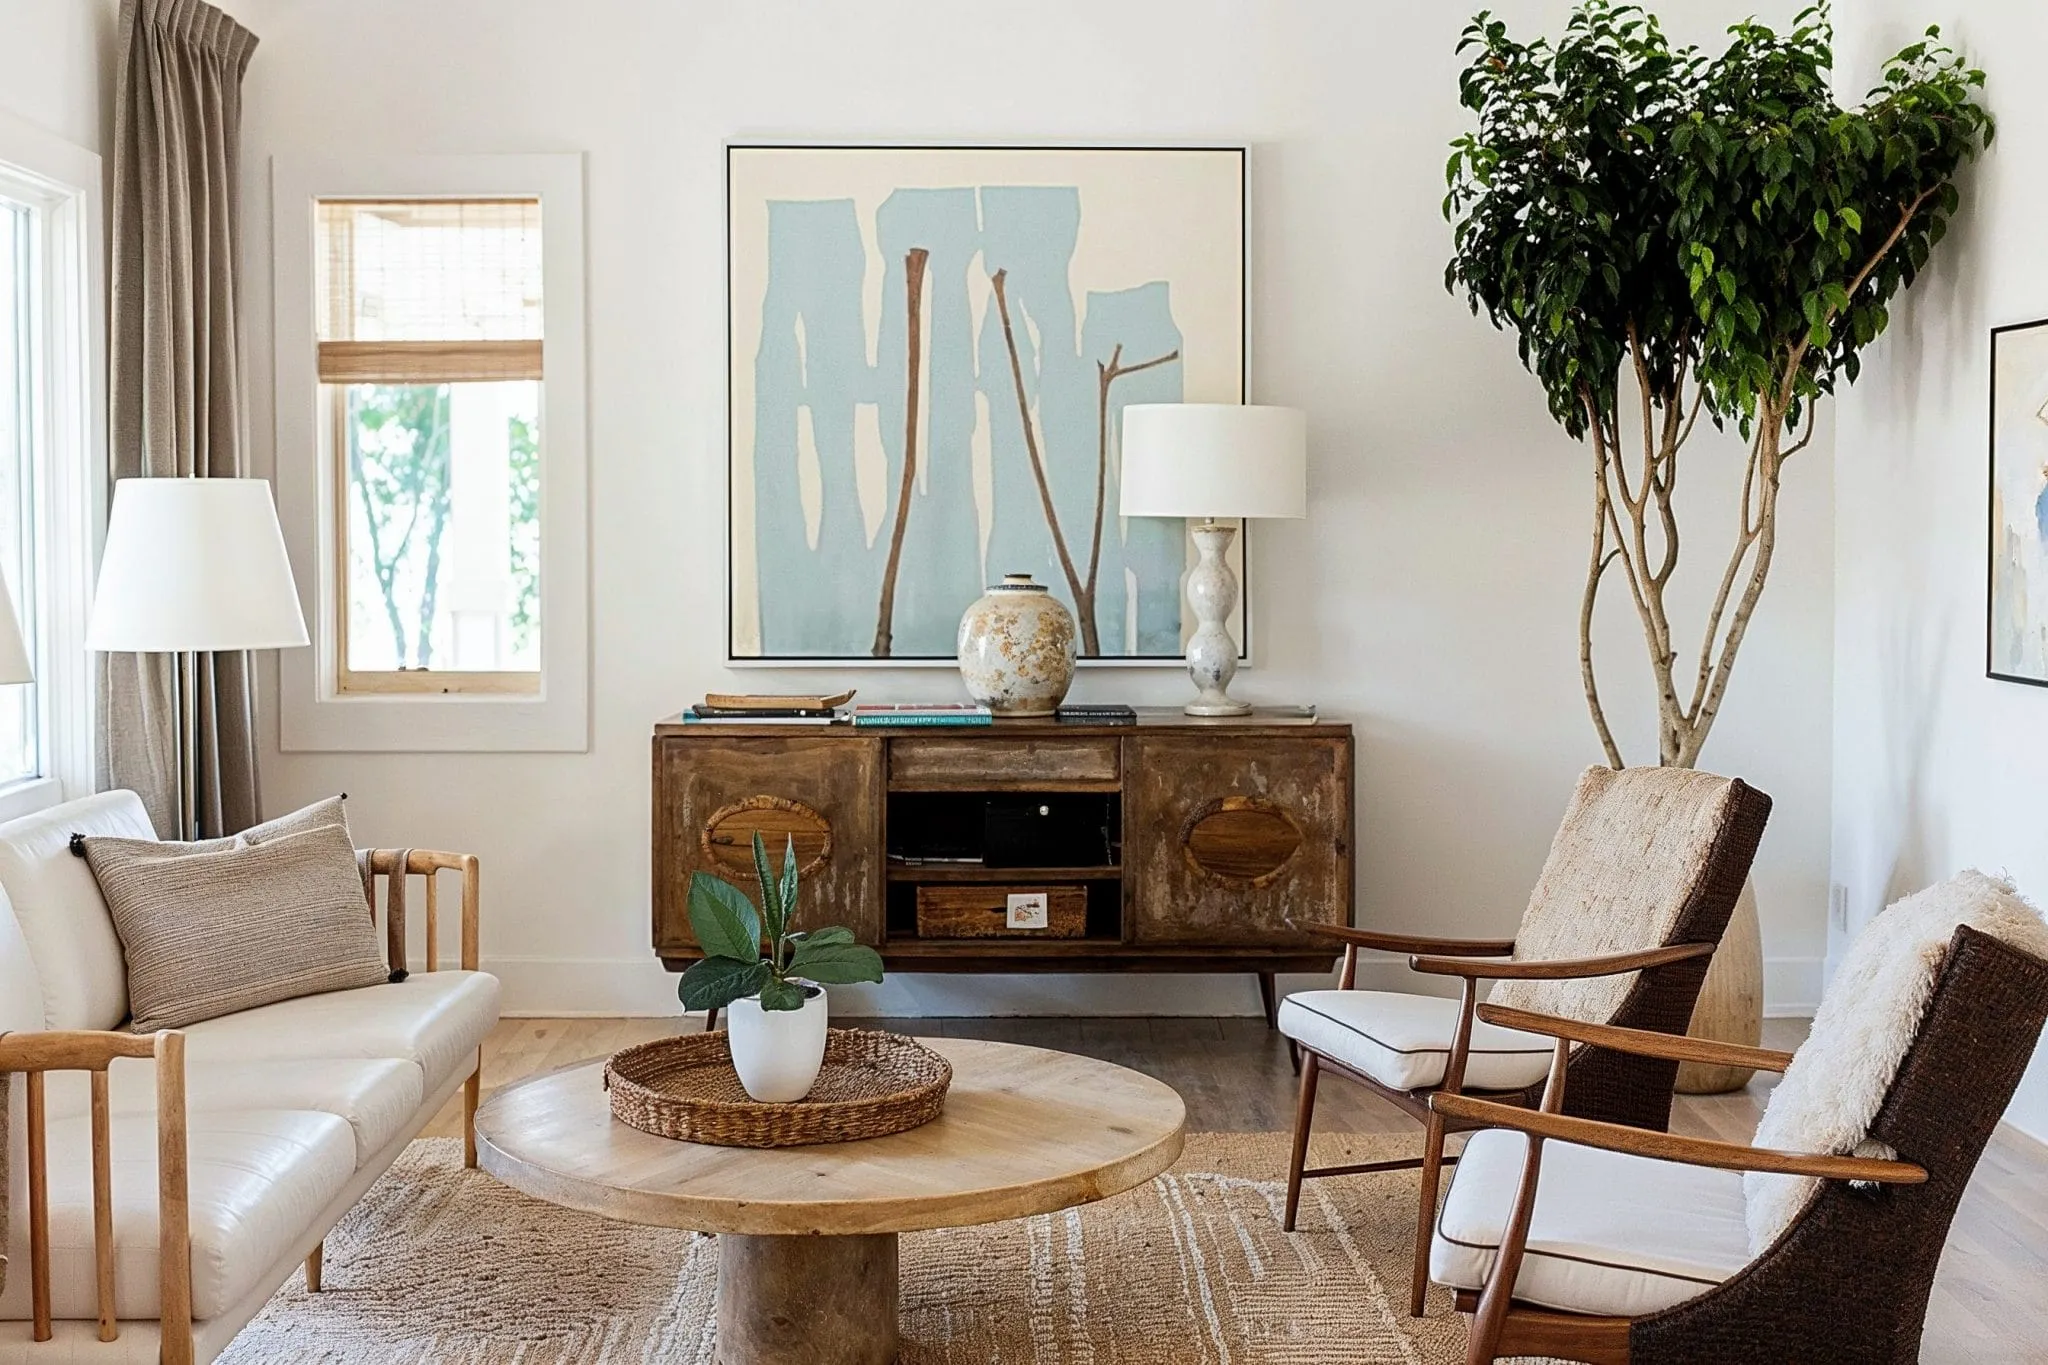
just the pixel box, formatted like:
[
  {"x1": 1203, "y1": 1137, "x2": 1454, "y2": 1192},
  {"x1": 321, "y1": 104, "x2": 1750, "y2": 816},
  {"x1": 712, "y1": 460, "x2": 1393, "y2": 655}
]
[
  {"x1": 0, "y1": 108, "x2": 106, "y2": 819},
  {"x1": 273, "y1": 154, "x2": 589, "y2": 752}
]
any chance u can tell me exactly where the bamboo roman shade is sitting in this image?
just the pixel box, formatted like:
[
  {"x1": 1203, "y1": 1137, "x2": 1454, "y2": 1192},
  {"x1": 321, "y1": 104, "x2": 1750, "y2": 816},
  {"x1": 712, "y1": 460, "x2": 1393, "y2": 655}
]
[{"x1": 314, "y1": 197, "x2": 543, "y2": 384}]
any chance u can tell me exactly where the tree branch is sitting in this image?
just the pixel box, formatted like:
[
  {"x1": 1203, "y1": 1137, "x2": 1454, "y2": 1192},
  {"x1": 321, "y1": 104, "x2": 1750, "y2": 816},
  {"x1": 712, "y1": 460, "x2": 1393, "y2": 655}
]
[
  {"x1": 990, "y1": 268, "x2": 1089, "y2": 627},
  {"x1": 1581, "y1": 412, "x2": 1626, "y2": 770}
]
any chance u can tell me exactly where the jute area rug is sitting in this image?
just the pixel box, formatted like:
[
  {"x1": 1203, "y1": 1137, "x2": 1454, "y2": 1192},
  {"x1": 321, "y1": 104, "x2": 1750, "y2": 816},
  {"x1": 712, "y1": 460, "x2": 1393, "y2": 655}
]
[{"x1": 219, "y1": 1132, "x2": 1540, "y2": 1365}]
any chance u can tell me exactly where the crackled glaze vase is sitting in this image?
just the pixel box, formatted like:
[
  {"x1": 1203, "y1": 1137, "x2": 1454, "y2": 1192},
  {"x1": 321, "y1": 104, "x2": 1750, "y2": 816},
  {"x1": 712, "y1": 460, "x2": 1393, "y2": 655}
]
[{"x1": 956, "y1": 574, "x2": 1077, "y2": 717}]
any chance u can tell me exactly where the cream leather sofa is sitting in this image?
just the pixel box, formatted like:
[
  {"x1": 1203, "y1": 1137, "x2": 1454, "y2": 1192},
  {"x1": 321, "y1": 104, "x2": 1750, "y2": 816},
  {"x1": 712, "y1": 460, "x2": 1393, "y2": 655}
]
[{"x1": 0, "y1": 792, "x2": 500, "y2": 1363}]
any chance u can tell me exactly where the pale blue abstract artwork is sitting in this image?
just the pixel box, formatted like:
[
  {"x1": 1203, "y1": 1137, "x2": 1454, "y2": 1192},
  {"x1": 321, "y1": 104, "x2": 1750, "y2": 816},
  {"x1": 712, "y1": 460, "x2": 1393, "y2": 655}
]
[{"x1": 728, "y1": 147, "x2": 1245, "y2": 662}]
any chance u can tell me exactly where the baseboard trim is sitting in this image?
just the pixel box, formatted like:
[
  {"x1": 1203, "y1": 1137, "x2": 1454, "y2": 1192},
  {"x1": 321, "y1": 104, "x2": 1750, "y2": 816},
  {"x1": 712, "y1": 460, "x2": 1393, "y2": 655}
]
[{"x1": 483, "y1": 952, "x2": 1828, "y2": 1020}]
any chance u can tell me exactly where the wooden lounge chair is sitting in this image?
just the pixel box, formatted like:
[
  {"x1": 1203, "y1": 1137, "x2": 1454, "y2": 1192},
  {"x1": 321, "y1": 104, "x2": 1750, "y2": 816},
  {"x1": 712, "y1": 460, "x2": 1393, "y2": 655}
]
[{"x1": 1279, "y1": 765, "x2": 1772, "y2": 1315}]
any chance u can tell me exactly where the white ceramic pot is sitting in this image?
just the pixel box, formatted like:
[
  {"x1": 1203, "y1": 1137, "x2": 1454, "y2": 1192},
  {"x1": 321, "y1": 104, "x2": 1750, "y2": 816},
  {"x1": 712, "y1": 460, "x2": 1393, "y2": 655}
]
[
  {"x1": 725, "y1": 983, "x2": 828, "y2": 1102},
  {"x1": 956, "y1": 573, "x2": 1077, "y2": 717}
]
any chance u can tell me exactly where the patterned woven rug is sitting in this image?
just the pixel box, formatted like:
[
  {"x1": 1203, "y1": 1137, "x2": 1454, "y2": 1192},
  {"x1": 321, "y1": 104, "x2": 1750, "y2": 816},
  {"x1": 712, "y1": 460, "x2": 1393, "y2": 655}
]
[{"x1": 218, "y1": 1132, "x2": 1501, "y2": 1364}]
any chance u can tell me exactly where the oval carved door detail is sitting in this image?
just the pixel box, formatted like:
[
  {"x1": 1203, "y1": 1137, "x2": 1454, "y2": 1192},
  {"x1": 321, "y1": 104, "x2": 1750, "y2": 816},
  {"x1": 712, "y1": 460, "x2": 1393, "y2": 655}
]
[
  {"x1": 1182, "y1": 797, "x2": 1304, "y2": 887},
  {"x1": 701, "y1": 796, "x2": 834, "y2": 876}
]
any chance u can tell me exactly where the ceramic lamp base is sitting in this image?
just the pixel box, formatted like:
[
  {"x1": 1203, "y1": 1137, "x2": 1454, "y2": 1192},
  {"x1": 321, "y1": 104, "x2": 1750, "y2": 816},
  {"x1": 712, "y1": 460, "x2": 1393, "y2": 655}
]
[{"x1": 1183, "y1": 522, "x2": 1250, "y2": 717}]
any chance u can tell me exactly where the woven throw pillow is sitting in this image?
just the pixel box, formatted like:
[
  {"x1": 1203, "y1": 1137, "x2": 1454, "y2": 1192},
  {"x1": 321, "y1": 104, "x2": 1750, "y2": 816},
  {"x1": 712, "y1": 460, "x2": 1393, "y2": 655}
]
[{"x1": 80, "y1": 821, "x2": 389, "y2": 1033}]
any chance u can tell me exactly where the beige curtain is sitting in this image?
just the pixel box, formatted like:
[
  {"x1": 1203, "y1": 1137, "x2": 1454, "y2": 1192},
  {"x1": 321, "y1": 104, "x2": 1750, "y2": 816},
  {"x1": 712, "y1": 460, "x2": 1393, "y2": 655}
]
[{"x1": 98, "y1": 0, "x2": 261, "y2": 839}]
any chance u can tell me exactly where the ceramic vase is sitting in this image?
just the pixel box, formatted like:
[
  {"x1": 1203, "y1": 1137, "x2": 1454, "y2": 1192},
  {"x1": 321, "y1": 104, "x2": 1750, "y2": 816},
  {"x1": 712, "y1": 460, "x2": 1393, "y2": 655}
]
[
  {"x1": 726, "y1": 983, "x2": 828, "y2": 1102},
  {"x1": 956, "y1": 574, "x2": 1077, "y2": 717}
]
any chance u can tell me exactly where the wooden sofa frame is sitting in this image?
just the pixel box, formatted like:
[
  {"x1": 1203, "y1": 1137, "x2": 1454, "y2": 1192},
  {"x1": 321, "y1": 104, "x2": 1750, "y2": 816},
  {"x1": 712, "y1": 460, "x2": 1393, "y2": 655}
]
[{"x1": 1, "y1": 847, "x2": 479, "y2": 1363}]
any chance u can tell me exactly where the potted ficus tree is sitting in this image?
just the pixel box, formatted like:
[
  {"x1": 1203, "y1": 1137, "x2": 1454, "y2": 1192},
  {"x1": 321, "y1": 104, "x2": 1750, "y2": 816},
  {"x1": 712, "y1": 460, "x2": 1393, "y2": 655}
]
[
  {"x1": 1445, "y1": 3, "x2": 1989, "y2": 1085},
  {"x1": 679, "y1": 834, "x2": 885, "y2": 1102}
]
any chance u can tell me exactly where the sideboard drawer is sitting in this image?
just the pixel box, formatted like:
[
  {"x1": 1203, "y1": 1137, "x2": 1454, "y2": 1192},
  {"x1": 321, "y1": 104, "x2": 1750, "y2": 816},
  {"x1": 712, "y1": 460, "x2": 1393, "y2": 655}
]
[{"x1": 889, "y1": 737, "x2": 1120, "y2": 790}]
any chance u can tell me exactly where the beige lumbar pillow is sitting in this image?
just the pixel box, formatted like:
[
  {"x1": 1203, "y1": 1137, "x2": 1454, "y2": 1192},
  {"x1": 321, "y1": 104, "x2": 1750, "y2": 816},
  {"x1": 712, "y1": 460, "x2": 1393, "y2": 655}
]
[{"x1": 80, "y1": 804, "x2": 389, "y2": 1033}]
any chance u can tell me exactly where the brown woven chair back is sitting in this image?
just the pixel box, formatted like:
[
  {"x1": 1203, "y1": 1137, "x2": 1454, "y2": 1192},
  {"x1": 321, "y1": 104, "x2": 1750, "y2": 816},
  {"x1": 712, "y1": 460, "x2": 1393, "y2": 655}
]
[
  {"x1": 1493, "y1": 768, "x2": 1772, "y2": 1131},
  {"x1": 1631, "y1": 925, "x2": 2048, "y2": 1364}
]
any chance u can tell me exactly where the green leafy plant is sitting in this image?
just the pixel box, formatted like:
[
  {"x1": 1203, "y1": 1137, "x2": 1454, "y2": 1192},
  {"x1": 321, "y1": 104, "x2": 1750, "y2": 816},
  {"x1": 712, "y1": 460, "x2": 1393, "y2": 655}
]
[
  {"x1": 677, "y1": 833, "x2": 885, "y2": 1012},
  {"x1": 1445, "y1": 2, "x2": 1990, "y2": 768}
]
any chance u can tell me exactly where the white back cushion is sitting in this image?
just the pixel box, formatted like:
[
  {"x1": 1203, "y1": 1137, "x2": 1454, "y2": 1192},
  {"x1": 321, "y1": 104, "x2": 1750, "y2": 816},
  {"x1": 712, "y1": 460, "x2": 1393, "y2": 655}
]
[
  {"x1": 0, "y1": 791, "x2": 156, "y2": 1029},
  {"x1": 0, "y1": 884, "x2": 45, "y2": 1037},
  {"x1": 1745, "y1": 870, "x2": 2048, "y2": 1254}
]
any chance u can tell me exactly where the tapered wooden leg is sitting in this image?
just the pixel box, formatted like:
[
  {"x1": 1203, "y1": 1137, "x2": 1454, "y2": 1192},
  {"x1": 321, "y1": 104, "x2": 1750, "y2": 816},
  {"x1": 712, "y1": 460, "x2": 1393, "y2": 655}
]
[
  {"x1": 1257, "y1": 970, "x2": 1280, "y2": 1028},
  {"x1": 464, "y1": 1047, "x2": 481, "y2": 1169},
  {"x1": 1283, "y1": 1051, "x2": 1321, "y2": 1232},
  {"x1": 305, "y1": 1242, "x2": 323, "y2": 1293},
  {"x1": 717, "y1": 1232, "x2": 897, "y2": 1364},
  {"x1": 706, "y1": 1004, "x2": 721, "y2": 1033},
  {"x1": 1412, "y1": 1111, "x2": 1450, "y2": 1317}
]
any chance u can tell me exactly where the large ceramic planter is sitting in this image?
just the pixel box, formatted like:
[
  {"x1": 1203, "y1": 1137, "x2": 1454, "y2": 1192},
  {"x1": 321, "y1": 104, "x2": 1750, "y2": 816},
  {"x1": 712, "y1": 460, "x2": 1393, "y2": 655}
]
[
  {"x1": 726, "y1": 983, "x2": 829, "y2": 1102},
  {"x1": 956, "y1": 574, "x2": 1077, "y2": 717}
]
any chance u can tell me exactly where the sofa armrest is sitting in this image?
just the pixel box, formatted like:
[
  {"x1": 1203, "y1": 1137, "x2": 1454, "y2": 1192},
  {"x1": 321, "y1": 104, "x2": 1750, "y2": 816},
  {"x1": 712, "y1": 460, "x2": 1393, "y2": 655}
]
[
  {"x1": 359, "y1": 849, "x2": 482, "y2": 972},
  {"x1": 0, "y1": 1028, "x2": 191, "y2": 1363}
]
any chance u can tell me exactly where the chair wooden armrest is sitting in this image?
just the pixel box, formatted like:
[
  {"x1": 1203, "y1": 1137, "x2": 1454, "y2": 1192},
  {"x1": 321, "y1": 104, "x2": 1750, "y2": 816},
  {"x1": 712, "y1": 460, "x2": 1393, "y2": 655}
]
[
  {"x1": 1294, "y1": 922, "x2": 1519, "y2": 957},
  {"x1": 0, "y1": 1028, "x2": 192, "y2": 1363},
  {"x1": 1430, "y1": 1091, "x2": 1926, "y2": 1184},
  {"x1": 1476, "y1": 1002, "x2": 1797, "y2": 1073},
  {"x1": 1407, "y1": 940, "x2": 1713, "y2": 981},
  {"x1": 360, "y1": 848, "x2": 483, "y2": 972}
]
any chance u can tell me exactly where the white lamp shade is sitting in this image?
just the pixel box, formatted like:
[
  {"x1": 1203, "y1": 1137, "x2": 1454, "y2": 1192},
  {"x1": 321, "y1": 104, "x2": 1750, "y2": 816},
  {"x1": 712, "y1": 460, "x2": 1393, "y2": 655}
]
[
  {"x1": 88, "y1": 478, "x2": 310, "y2": 653},
  {"x1": 0, "y1": 572, "x2": 31, "y2": 684},
  {"x1": 1118, "y1": 404, "x2": 1308, "y2": 520}
]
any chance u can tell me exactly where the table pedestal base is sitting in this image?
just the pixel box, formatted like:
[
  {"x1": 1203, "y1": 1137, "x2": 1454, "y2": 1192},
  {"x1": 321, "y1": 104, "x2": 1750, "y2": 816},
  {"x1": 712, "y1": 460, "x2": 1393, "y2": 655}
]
[{"x1": 715, "y1": 1232, "x2": 899, "y2": 1365}]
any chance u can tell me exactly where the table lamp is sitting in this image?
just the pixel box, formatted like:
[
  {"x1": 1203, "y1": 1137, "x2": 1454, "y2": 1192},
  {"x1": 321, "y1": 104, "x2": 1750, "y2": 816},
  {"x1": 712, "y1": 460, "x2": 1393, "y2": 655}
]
[
  {"x1": 1119, "y1": 404, "x2": 1307, "y2": 716},
  {"x1": 87, "y1": 478, "x2": 309, "y2": 652}
]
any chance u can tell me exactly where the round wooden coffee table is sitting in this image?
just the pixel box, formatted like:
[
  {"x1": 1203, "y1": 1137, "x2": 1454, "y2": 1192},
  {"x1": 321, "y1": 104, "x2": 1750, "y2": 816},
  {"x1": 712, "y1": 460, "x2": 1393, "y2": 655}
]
[{"x1": 474, "y1": 1036, "x2": 1185, "y2": 1365}]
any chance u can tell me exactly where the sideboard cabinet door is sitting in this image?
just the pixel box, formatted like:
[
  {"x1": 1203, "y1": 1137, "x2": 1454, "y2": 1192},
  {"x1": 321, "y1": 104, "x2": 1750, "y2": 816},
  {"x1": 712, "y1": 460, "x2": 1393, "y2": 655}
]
[
  {"x1": 653, "y1": 735, "x2": 883, "y2": 959},
  {"x1": 1126, "y1": 734, "x2": 1352, "y2": 946}
]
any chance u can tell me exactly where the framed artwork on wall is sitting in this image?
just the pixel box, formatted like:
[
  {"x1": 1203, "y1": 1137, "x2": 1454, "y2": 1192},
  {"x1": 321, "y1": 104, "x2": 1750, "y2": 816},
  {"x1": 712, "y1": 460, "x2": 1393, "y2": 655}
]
[
  {"x1": 727, "y1": 144, "x2": 1247, "y2": 665},
  {"x1": 1989, "y1": 317, "x2": 2048, "y2": 686}
]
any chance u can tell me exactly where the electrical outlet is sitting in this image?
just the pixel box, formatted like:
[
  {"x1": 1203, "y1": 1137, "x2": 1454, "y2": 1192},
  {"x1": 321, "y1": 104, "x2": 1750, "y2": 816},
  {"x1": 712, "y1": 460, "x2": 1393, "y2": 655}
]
[{"x1": 1829, "y1": 883, "x2": 1849, "y2": 934}]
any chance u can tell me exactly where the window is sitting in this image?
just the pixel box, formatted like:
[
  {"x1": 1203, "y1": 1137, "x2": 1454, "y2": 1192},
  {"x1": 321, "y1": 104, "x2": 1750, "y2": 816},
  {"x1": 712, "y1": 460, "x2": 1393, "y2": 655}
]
[
  {"x1": 0, "y1": 110, "x2": 102, "y2": 815},
  {"x1": 274, "y1": 155, "x2": 587, "y2": 753},
  {"x1": 0, "y1": 192, "x2": 41, "y2": 783},
  {"x1": 316, "y1": 198, "x2": 543, "y2": 694}
]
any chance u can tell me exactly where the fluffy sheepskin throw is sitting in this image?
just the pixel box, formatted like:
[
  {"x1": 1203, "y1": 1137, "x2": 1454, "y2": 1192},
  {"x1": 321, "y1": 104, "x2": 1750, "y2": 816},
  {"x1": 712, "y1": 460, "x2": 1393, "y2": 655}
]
[{"x1": 1745, "y1": 871, "x2": 2048, "y2": 1255}]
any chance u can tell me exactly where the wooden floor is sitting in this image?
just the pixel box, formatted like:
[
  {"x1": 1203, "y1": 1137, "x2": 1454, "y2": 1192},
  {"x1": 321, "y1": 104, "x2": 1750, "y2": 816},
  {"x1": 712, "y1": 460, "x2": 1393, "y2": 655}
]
[{"x1": 427, "y1": 1015, "x2": 2048, "y2": 1362}]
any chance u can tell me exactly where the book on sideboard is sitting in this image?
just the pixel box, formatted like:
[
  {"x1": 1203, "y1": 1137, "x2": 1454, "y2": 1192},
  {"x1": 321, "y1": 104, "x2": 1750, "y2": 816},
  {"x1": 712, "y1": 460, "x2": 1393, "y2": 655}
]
[{"x1": 850, "y1": 703, "x2": 993, "y2": 728}]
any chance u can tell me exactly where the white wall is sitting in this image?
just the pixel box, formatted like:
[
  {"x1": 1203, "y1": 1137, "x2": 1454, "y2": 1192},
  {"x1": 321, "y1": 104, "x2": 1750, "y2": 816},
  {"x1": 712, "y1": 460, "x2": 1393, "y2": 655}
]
[
  {"x1": 227, "y1": 0, "x2": 1834, "y2": 1017},
  {"x1": 1832, "y1": 0, "x2": 2048, "y2": 1140},
  {"x1": 0, "y1": 0, "x2": 115, "y2": 154}
]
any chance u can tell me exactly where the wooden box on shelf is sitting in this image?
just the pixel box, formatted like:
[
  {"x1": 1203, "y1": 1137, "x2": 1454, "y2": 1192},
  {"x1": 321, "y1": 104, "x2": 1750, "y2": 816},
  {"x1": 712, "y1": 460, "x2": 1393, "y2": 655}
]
[
  {"x1": 914, "y1": 885, "x2": 1088, "y2": 939},
  {"x1": 650, "y1": 709, "x2": 1355, "y2": 1024}
]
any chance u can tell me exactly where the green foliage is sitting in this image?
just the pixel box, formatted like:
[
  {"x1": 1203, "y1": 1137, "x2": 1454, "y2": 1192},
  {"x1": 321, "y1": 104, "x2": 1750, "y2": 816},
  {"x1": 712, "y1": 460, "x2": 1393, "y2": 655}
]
[
  {"x1": 1444, "y1": 1, "x2": 1990, "y2": 439},
  {"x1": 676, "y1": 833, "x2": 885, "y2": 1014},
  {"x1": 349, "y1": 384, "x2": 453, "y2": 667},
  {"x1": 506, "y1": 412, "x2": 540, "y2": 655}
]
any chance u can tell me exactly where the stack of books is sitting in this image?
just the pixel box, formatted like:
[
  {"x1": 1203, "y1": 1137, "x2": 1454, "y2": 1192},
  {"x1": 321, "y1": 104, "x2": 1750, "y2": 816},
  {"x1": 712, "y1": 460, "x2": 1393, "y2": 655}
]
[
  {"x1": 683, "y1": 690, "x2": 854, "y2": 725},
  {"x1": 1055, "y1": 703, "x2": 1138, "y2": 725},
  {"x1": 850, "y1": 702, "x2": 993, "y2": 728}
]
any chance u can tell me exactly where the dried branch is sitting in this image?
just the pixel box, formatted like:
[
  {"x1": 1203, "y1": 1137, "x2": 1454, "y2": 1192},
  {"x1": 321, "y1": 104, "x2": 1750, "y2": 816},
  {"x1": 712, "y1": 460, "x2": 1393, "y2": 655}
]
[
  {"x1": 990, "y1": 268, "x2": 1090, "y2": 629},
  {"x1": 1084, "y1": 341, "x2": 1178, "y2": 655},
  {"x1": 872, "y1": 247, "x2": 930, "y2": 658}
]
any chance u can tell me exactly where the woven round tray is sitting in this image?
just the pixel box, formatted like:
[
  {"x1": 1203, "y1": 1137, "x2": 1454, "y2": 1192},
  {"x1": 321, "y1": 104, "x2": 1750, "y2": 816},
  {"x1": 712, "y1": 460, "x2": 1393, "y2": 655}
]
[{"x1": 604, "y1": 1028, "x2": 953, "y2": 1149}]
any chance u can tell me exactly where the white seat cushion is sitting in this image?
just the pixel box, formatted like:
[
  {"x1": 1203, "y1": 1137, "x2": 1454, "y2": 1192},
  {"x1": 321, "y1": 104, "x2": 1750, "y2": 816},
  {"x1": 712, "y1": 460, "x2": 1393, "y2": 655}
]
[
  {"x1": 181, "y1": 970, "x2": 499, "y2": 1095},
  {"x1": 0, "y1": 1108, "x2": 355, "y2": 1321},
  {"x1": 41, "y1": 1057, "x2": 423, "y2": 1169},
  {"x1": 1279, "y1": 990, "x2": 1555, "y2": 1092},
  {"x1": 0, "y1": 791, "x2": 156, "y2": 1029},
  {"x1": 1431, "y1": 1128, "x2": 1752, "y2": 1317}
]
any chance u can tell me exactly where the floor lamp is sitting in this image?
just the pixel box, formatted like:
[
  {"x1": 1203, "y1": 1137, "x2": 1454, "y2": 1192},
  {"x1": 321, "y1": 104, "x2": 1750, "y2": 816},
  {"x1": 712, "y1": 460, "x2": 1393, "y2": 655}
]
[{"x1": 86, "y1": 478, "x2": 309, "y2": 831}]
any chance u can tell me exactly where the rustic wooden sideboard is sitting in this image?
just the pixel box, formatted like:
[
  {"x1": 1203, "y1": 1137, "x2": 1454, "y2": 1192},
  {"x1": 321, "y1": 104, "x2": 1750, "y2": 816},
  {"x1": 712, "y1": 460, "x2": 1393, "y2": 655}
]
[{"x1": 651, "y1": 710, "x2": 1353, "y2": 1022}]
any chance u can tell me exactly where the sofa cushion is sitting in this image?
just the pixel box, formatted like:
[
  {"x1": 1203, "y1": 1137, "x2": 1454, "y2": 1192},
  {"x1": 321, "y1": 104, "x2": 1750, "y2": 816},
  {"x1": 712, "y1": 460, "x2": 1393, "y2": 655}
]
[
  {"x1": 42, "y1": 1056, "x2": 423, "y2": 1169},
  {"x1": 0, "y1": 1108, "x2": 355, "y2": 1322},
  {"x1": 181, "y1": 970, "x2": 499, "y2": 1095},
  {"x1": 0, "y1": 790, "x2": 155, "y2": 1029},
  {"x1": 1431, "y1": 1128, "x2": 1751, "y2": 1318},
  {"x1": 1279, "y1": 990, "x2": 1554, "y2": 1092},
  {"x1": 82, "y1": 822, "x2": 389, "y2": 1032}
]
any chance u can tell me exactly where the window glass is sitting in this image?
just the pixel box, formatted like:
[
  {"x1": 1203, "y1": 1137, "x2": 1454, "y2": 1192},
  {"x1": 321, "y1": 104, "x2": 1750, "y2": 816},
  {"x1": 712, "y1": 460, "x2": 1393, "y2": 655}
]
[
  {"x1": 315, "y1": 197, "x2": 542, "y2": 687},
  {"x1": 0, "y1": 195, "x2": 39, "y2": 783}
]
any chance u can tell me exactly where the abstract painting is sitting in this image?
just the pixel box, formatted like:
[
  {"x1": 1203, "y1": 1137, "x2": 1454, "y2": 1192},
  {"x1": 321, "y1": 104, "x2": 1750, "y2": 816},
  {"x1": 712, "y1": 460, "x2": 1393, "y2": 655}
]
[
  {"x1": 728, "y1": 145, "x2": 1246, "y2": 662},
  {"x1": 1990, "y1": 318, "x2": 2048, "y2": 685}
]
